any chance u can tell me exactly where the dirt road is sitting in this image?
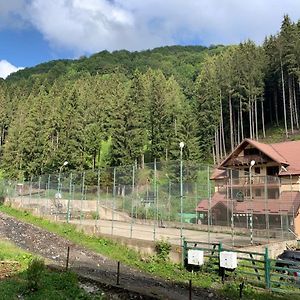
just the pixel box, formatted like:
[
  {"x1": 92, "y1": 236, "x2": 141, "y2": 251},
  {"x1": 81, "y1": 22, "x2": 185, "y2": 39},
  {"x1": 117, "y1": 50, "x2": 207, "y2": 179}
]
[{"x1": 0, "y1": 212, "x2": 226, "y2": 300}]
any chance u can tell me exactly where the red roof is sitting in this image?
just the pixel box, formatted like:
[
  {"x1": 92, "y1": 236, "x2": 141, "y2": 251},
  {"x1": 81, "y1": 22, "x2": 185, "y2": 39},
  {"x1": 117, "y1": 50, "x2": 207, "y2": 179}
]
[
  {"x1": 196, "y1": 191, "x2": 300, "y2": 215},
  {"x1": 271, "y1": 141, "x2": 300, "y2": 176},
  {"x1": 214, "y1": 139, "x2": 300, "y2": 178}
]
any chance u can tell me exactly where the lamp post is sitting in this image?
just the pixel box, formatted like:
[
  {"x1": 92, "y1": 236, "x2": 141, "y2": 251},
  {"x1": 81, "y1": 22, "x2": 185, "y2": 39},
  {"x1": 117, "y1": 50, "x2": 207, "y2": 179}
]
[
  {"x1": 56, "y1": 161, "x2": 68, "y2": 220},
  {"x1": 249, "y1": 160, "x2": 255, "y2": 245},
  {"x1": 58, "y1": 161, "x2": 69, "y2": 195},
  {"x1": 179, "y1": 142, "x2": 185, "y2": 245}
]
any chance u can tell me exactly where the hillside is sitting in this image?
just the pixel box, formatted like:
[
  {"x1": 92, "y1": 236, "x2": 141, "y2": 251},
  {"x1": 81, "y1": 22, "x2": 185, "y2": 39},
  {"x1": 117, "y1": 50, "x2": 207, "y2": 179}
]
[
  {"x1": 6, "y1": 45, "x2": 225, "y2": 98},
  {"x1": 0, "y1": 15, "x2": 300, "y2": 179}
]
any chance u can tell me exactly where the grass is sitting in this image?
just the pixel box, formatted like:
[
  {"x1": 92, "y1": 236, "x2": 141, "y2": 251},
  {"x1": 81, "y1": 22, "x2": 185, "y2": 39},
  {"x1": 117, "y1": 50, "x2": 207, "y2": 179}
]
[
  {"x1": 0, "y1": 205, "x2": 296, "y2": 300},
  {"x1": 261, "y1": 124, "x2": 300, "y2": 144},
  {"x1": 0, "y1": 239, "x2": 104, "y2": 300},
  {"x1": 0, "y1": 240, "x2": 33, "y2": 270}
]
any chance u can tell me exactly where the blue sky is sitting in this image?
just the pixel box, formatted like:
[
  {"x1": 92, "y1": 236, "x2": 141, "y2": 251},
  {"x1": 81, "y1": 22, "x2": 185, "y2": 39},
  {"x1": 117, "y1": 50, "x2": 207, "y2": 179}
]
[{"x1": 1, "y1": 0, "x2": 300, "y2": 78}]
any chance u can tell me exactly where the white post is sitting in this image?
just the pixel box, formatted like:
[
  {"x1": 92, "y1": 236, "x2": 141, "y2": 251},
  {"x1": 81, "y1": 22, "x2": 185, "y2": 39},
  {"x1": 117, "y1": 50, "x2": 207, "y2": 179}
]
[
  {"x1": 179, "y1": 142, "x2": 185, "y2": 245},
  {"x1": 249, "y1": 160, "x2": 255, "y2": 245}
]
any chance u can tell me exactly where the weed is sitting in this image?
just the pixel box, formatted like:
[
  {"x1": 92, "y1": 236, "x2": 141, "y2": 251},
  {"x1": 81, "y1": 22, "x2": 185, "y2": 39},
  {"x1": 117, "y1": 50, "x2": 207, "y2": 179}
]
[
  {"x1": 0, "y1": 205, "x2": 297, "y2": 300},
  {"x1": 26, "y1": 258, "x2": 45, "y2": 291},
  {"x1": 155, "y1": 239, "x2": 171, "y2": 261}
]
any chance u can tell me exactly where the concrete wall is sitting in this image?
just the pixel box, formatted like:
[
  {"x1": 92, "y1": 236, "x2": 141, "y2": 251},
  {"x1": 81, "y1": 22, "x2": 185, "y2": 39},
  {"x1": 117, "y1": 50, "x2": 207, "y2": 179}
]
[
  {"x1": 5, "y1": 199, "x2": 182, "y2": 262},
  {"x1": 73, "y1": 224, "x2": 182, "y2": 263},
  {"x1": 5, "y1": 198, "x2": 296, "y2": 262},
  {"x1": 6, "y1": 197, "x2": 131, "y2": 222},
  {"x1": 133, "y1": 218, "x2": 293, "y2": 239},
  {"x1": 241, "y1": 239, "x2": 298, "y2": 259},
  {"x1": 6, "y1": 196, "x2": 295, "y2": 239}
]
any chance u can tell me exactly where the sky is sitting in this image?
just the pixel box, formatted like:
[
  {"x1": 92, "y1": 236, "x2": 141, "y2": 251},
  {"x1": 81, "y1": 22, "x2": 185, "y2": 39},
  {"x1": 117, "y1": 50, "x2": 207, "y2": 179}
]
[{"x1": 1, "y1": 0, "x2": 300, "y2": 78}]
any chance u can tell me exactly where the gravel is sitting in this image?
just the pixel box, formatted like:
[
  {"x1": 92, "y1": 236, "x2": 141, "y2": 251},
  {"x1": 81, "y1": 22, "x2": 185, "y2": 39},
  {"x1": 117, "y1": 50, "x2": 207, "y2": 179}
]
[{"x1": 0, "y1": 212, "x2": 227, "y2": 300}]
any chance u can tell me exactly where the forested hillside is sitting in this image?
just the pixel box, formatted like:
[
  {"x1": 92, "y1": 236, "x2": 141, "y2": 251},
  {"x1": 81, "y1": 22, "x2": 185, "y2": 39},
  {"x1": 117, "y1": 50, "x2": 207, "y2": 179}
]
[{"x1": 0, "y1": 15, "x2": 299, "y2": 179}]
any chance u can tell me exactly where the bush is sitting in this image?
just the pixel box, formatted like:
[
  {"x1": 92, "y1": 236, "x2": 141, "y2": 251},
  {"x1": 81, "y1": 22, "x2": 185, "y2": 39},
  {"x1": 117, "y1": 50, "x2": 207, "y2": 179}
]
[
  {"x1": 26, "y1": 258, "x2": 45, "y2": 291},
  {"x1": 155, "y1": 239, "x2": 171, "y2": 261}
]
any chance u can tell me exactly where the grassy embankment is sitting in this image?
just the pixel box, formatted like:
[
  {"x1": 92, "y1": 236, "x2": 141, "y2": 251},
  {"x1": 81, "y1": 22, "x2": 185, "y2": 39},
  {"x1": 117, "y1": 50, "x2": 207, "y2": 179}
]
[
  {"x1": 0, "y1": 205, "x2": 295, "y2": 300},
  {"x1": 260, "y1": 125, "x2": 300, "y2": 144},
  {"x1": 0, "y1": 239, "x2": 105, "y2": 299}
]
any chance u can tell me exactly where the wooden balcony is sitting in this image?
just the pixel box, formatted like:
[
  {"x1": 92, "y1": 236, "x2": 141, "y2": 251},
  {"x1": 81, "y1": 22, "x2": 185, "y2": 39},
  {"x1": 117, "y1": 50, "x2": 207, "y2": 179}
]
[
  {"x1": 231, "y1": 176, "x2": 280, "y2": 187},
  {"x1": 227, "y1": 155, "x2": 268, "y2": 166}
]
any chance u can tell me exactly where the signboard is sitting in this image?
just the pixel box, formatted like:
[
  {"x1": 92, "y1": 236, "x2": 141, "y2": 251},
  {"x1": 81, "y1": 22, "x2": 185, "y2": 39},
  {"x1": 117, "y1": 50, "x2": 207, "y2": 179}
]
[
  {"x1": 220, "y1": 251, "x2": 237, "y2": 269},
  {"x1": 187, "y1": 249, "x2": 204, "y2": 266}
]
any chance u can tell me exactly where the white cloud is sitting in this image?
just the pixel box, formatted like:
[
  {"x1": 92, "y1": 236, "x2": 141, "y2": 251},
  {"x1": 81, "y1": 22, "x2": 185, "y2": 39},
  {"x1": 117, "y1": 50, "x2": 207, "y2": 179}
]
[
  {"x1": 0, "y1": 0, "x2": 27, "y2": 28},
  {"x1": 0, "y1": 60, "x2": 23, "y2": 79},
  {"x1": 2, "y1": 0, "x2": 300, "y2": 54}
]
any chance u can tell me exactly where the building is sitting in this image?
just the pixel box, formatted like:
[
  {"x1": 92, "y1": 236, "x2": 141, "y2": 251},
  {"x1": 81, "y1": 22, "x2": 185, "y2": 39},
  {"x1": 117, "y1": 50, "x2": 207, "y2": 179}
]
[{"x1": 196, "y1": 138, "x2": 300, "y2": 236}]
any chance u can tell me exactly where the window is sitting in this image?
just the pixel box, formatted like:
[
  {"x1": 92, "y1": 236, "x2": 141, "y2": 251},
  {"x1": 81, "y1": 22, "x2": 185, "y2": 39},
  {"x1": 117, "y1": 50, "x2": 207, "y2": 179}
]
[
  {"x1": 255, "y1": 189, "x2": 261, "y2": 197},
  {"x1": 268, "y1": 188, "x2": 279, "y2": 199},
  {"x1": 254, "y1": 167, "x2": 260, "y2": 174},
  {"x1": 267, "y1": 166, "x2": 279, "y2": 176},
  {"x1": 244, "y1": 148, "x2": 259, "y2": 156},
  {"x1": 232, "y1": 169, "x2": 239, "y2": 178}
]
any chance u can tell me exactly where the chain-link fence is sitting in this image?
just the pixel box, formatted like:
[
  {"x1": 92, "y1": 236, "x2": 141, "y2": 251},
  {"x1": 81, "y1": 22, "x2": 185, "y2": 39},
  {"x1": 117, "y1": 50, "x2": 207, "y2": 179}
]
[{"x1": 2, "y1": 161, "x2": 298, "y2": 247}]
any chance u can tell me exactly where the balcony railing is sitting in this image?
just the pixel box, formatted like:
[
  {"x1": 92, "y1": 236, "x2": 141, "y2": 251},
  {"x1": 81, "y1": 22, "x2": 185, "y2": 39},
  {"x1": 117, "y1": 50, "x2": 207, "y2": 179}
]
[
  {"x1": 228, "y1": 155, "x2": 268, "y2": 166},
  {"x1": 231, "y1": 176, "x2": 280, "y2": 186}
]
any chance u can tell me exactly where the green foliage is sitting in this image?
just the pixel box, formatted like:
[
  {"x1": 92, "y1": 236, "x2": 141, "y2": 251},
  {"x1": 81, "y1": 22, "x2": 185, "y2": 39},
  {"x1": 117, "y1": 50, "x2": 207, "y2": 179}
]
[
  {"x1": 0, "y1": 240, "x2": 33, "y2": 269},
  {"x1": 0, "y1": 206, "x2": 296, "y2": 300},
  {"x1": 26, "y1": 258, "x2": 45, "y2": 291},
  {"x1": 2, "y1": 16, "x2": 300, "y2": 178},
  {"x1": 0, "y1": 239, "x2": 105, "y2": 299},
  {"x1": 154, "y1": 239, "x2": 172, "y2": 261},
  {"x1": 98, "y1": 137, "x2": 112, "y2": 168}
]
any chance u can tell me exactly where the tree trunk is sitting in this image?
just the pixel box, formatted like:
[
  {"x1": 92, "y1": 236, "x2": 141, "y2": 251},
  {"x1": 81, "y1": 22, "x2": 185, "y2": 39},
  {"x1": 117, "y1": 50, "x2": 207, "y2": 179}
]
[
  {"x1": 217, "y1": 128, "x2": 221, "y2": 162},
  {"x1": 255, "y1": 96, "x2": 258, "y2": 140},
  {"x1": 220, "y1": 91, "x2": 226, "y2": 156},
  {"x1": 229, "y1": 94, "x2": 234, "y2": 152},
  {"x1": 252, "y1": 98, "x2": 255, "y2": 139},
  {"x1": 214, "y1": 129, "x2": 219, "y2": 164},
  {"x1": 237, "y1": 104, "x2": 241, "y2": 144},
  {"x1": 288, "y1": 76, "x2": 294, "y2": 134},
  {"x1": 274, "y1": 89, "x2": 279, "y2": 126},
  {"x1": 212, "y1": 145, "x2": 216, "y2": 165},
  {"x1": 280, "y1": 57, "x2": 288, "y2": 137},
  {"x1": 249, "y1": 98, "x2": 252, "y2": 139},
  {"x1": 240, "y1": 98, "x2": 244, "y2": 140},
  {"x1": 261, "y1": 100, "x2": 266, "y2": 138},
  {"x1": 233, "y1": 106, "x2": 237, "y2": 147},
  {"x1": 219, "y1": 123, "x2": 223, "y2": 158},
  {"x1": 56, "y1": 131, "x2": 59, "y2": 149},
  {"x1": 293, "y1": 77, "x2": 299, "y2": 129}
]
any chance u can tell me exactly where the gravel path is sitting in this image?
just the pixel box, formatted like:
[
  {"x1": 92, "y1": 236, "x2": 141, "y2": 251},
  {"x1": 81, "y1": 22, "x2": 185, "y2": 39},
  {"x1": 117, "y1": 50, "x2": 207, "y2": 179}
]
[{"x1": 0, "y1": 212, "x2": 226, "y2": 300}]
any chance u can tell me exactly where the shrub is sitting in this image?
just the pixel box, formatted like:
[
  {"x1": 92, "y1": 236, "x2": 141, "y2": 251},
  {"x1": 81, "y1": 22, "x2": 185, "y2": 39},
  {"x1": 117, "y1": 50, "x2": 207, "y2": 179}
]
[
  {"x1": 26, "y1": 258, "x2": 45, "y2": 291},
  {"x1": 155, "y1": 239, "x2": 171, "y2": 261}
]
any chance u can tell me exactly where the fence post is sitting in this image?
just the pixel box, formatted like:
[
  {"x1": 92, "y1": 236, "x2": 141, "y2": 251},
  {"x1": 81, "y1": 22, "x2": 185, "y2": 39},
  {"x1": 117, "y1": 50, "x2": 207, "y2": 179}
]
[
  {"x1": 182, "y1": 237, "x2": 187, "y2": 266},
  {"x1": 29, "y1": 175, "x2": 33, "y2": 206},
  {"x1": 80, "y1": 172, "x2": 85, "y2": 225},
  {"x1": 38, "y1": 176, "x2": 41, "y2": 199},
  {"x1": 67, "y1": 173, "x2": 73, "y2": 223},
  {"x1": 207, "y1": 165, "x2": 211, "y2": 244},
  {"x1": 66, "y1": 246, "x2": 70, "y2": 271},
  {"x1": 21, "y1": 178, "x2": 24, "y2": 207},
  {"x1": 96, "y1": 169, "x2": 100, "y2": 230},
  {"x1": 264, "y1": 247, "x2": 270, "y2": 290},
  {"x1": 116, "y1": 261, "x2": 120, "y2": 285},
  {"x1": 153, "y1": 159, "x2": 157, "y2": 241},
  {"x1": 218, "y1": 242, "x2": 223, "y2": 253},
  {"x1": 218, "y1": 242, "x2": 223, "y2": 275},
  {"x1": 130, "y1": 164, "x2": 134, "y2": 239},
  {"x1": 112, "y1": 167, "x2": 116, "y2": 236}
]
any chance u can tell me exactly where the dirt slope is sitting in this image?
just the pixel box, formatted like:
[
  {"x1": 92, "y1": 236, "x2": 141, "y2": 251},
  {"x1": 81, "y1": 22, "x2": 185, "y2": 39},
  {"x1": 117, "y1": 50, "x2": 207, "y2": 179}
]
[{"x1": 0, "y1": 212, "x2": 225, "y2": 300}]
